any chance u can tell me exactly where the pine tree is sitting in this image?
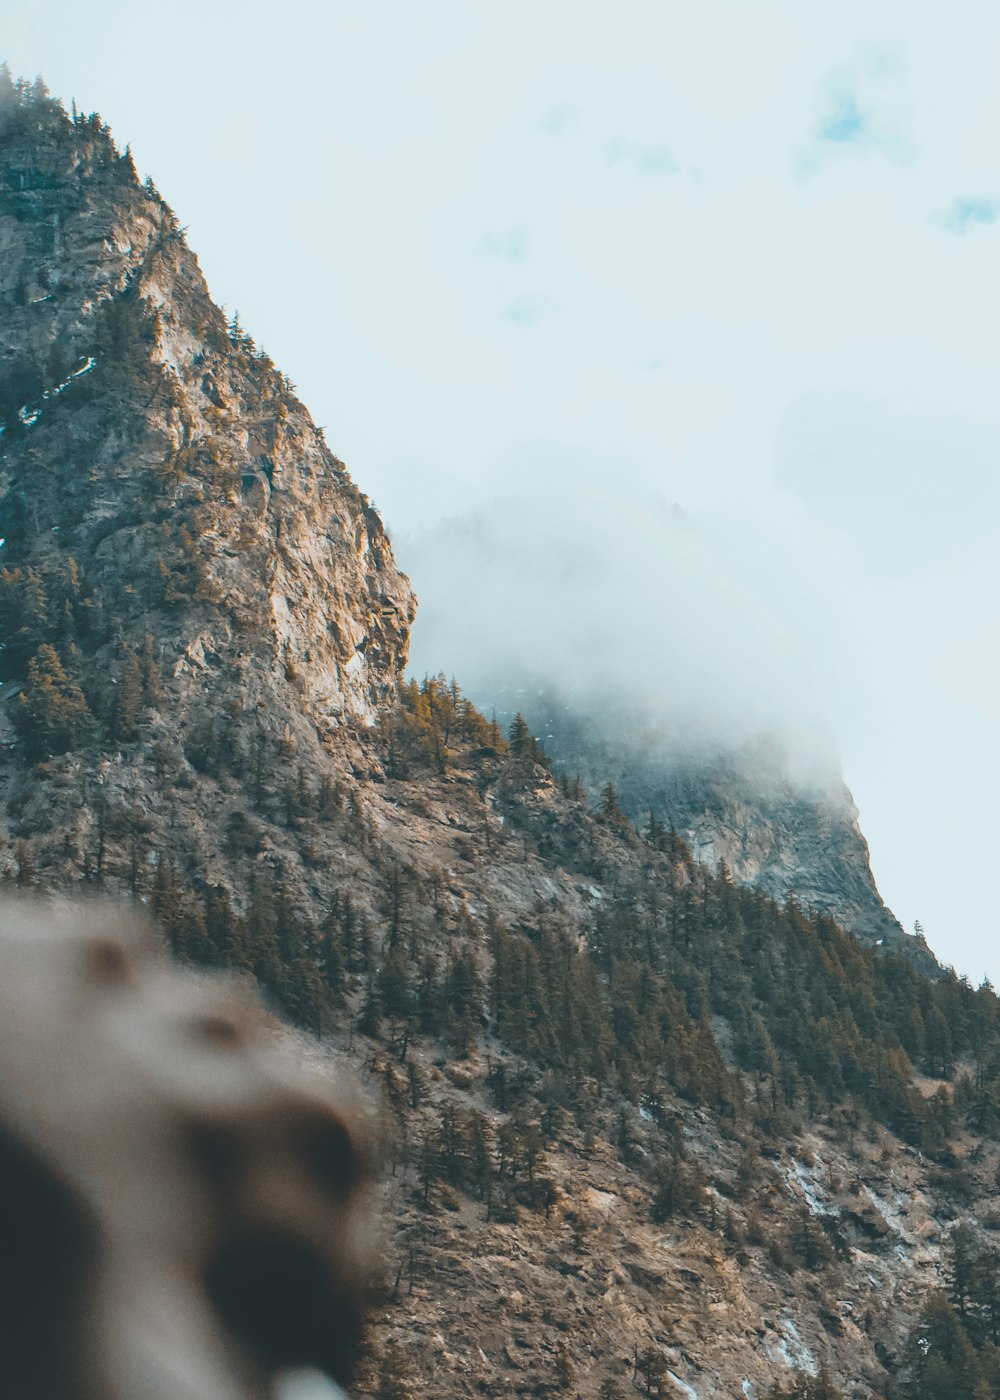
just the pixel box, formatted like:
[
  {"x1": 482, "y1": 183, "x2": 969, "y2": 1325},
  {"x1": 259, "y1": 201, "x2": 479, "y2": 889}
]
[
  {"x1": 948, "y1": 1224, "x2": 979, "y2": 1327},
  {"x1": 507, "y1": 712, "x2": 531, "y2": 757},
  {"x1": 13, "y1": 840, "x2": 35, "y2": 889},
  {"x1": 601, "y1": 782, "x2": 628, "y2": 829},
  {"x1": 110, "y1": 647, "x2": 143, "y2": 741},
  {"x1": 18, "y1": 644, "x2": 94, "y2": 756},
  {"x1": 638, "y1": 1347, "x2": 667, "y2": 1395},
  {"x1": 902, "y1": 1292, "x2": 981, "y2": 1400}
]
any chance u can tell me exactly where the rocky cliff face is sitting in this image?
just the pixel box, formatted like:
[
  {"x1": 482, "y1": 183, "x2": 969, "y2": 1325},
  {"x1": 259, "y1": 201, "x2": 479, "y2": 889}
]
[
  {"x1": 0, "y1": 76, "x2": 925, "y2": 969},
  {"x1": 492, "y1": 695, "x2": 934, "y2": 968},
  {"x1": 0, "y1": 76, "x2": 414, "y2": 735}
]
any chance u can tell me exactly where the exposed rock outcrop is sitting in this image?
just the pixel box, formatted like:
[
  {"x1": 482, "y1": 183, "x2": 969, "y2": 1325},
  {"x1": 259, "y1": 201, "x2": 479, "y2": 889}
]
[
  {"x1": 495, "y1": 695, "x2": 934, "y2": 967},
  {"x1": 0, "y1": 79, "x2": 415, "y2": 732}
]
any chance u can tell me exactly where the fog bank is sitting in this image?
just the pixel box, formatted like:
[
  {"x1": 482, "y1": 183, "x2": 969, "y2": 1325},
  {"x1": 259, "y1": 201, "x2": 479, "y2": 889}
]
[{"x1": 400, "y1": 484, "x2": 841, "y2": 791}]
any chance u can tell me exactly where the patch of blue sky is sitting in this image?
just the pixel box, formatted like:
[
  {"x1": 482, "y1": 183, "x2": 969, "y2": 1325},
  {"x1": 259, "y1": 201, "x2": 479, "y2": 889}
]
[
  {"x1": 820, "y1": 91, "x2": 866, "y2": 144},
  {"x1": 937, "y1": 196, "x2": 1000, "y2": 233}
]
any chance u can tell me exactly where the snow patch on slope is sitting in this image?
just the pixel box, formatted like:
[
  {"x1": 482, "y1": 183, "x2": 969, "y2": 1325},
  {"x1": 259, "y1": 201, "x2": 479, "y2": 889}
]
[
  {"x1": 781, "y1": 1155, "x2": 833, "y2": 1216},
  {"x1": 768, "y1": 1317, "x2": 817, "y2": 1374}
]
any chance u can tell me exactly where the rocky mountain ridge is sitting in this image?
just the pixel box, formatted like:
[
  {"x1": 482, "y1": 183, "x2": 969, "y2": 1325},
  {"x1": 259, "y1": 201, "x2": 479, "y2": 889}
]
[
  {"x1": 487, "y1": 695, "x2": 928, "y2": 962},
  {"x1": 0, "y1": 70, "x2": 414, "y2": 733},
  {"x1": 401, "y1": 506, "x2": 929, "y2": 969}
]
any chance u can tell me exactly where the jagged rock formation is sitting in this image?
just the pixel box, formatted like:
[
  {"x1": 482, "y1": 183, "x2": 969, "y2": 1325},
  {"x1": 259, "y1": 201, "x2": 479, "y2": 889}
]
[
  {"x1": 0, "y1": 74, "x2": 414, "y2": 737},
  {"x1": 484, "y1": 694, "x2": 934, "y2": 968}
]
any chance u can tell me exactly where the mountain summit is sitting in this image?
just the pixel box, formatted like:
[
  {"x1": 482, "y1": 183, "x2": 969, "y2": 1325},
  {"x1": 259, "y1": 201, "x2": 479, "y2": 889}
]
[
  {"x1": 0, "y1": 71, "x2": 926, "y2": 970},
  {"x1": 0, "y1": 70, "x2": 414, "y2": 744}
]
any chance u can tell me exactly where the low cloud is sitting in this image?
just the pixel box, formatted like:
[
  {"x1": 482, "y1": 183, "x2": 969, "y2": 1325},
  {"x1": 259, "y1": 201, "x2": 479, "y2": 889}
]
[{"x1": 399, "y1": 484, "x2": 838, "y2": 789}]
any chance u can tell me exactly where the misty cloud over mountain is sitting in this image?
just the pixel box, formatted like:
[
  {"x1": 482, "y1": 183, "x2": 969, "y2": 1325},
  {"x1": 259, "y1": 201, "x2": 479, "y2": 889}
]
[{"x1": 400, "y1": 485, "x2": 840, "y2": 788}]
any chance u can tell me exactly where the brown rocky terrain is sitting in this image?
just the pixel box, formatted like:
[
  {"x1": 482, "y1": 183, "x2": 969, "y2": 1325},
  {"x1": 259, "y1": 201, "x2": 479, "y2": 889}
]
[{"x1": 479, "y1": 695, "x2": 922, "y2": 958}]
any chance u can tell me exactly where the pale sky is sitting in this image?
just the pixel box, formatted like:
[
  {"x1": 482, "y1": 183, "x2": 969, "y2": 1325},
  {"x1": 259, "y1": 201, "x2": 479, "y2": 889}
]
[{"x1": 5, "y1": 1, "x2": 1000, "y2": 982}]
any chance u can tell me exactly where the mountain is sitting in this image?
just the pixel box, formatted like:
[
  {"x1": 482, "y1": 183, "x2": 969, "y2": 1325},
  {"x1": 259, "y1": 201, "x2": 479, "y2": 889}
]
[
  {"x1": 468, "y1": 687, "x2": 924, "y2": 954},
  {"x1": 4, "y1": 73, "x2": 1000, "y2": 1400},
  {"x1": 0, "y1": 73, "x2": 414, "y2": 732},
  {"x1": 402, "y1": 505, "x2": 931, "y2": 967}
]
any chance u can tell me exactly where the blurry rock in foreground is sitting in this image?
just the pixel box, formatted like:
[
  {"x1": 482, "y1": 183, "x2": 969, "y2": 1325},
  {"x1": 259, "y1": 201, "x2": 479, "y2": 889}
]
[{"x1": 0, "y1": 897, "x2": 373, "y2": 1400}]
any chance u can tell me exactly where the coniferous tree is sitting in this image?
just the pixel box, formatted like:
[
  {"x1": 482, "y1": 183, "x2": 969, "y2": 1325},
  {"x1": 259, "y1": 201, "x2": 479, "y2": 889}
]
[
  {"x1": 110, "y1": 647, "x2": 144, "y2": 741},
  {"x1": 507, "y1": 712, "x2": 531, "y2": 757},
  {"x1": 902, "y1": 1293, "x2": 980, "y2": 1400},
  {"x1": 601, "y1": 782, "x2": 628, "y2": 828},
  {"x1": 18, "y1": 644, "x2": 95, "y2": 756}
]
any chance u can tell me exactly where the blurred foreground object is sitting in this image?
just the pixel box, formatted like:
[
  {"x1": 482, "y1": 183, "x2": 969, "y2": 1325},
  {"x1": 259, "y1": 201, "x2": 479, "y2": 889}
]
[{"x1": 0, "y1": 897, "x2": 373, "y2": 1400}]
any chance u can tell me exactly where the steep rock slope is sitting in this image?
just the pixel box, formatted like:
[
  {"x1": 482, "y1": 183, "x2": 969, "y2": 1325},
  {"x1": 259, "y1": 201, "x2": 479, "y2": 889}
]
[
  {"x1": 0, "y1": 73, "x2": 414, "y2": 738},
  {"x1": 499, "y1": 697, "x2": 929, "y2": 963}
]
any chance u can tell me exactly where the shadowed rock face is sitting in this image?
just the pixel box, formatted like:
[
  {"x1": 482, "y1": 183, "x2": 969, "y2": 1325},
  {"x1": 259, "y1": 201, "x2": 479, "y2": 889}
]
[
  {"x1": 0, "y1": 897, "x2": 373, "y2": 1400},
  {"x1": 0, "y1": 82, "x2": 415, "y2": 727},
  {"x1": 474, "y1": 687, "x2": 936, "y2": 970}
]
